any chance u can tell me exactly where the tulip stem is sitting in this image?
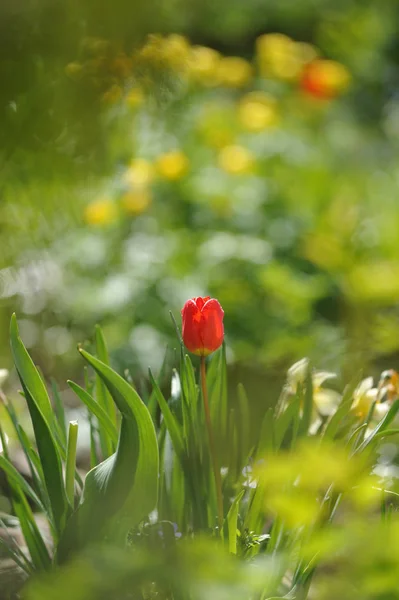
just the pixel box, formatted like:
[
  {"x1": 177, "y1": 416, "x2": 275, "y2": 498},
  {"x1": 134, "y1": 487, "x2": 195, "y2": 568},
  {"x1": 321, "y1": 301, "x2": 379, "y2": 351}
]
[{"x1": 200, "y1": 355, "x2": 224, "y2": 532}]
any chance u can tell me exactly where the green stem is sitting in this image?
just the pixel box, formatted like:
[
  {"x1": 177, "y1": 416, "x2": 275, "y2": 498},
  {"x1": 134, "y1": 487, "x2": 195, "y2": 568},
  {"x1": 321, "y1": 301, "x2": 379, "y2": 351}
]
[
  {"x1": 200, "y1": 355, "x2": 224, "y2": 531},
  {"x1": 65, "y1": 421, "x2": 79, "y2": 507}
]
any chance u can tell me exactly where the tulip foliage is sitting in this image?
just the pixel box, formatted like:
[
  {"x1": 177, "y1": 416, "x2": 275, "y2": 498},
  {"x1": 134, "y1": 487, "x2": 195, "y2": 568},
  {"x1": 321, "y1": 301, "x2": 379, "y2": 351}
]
[{"x1": 1, "y1": 313, "x2": 399, "y2": 599}]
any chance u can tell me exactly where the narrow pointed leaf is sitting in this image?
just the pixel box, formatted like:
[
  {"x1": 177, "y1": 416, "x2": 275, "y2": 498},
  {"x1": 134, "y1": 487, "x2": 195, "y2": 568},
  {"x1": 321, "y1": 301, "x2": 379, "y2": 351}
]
[
  {"x1": 227, "y1": 490, "x2": 244, "y2": 554},
  {"x1": 68, "y1": 381, "x2": 118, "y2": 446},
  {"x1": 10, "y1": 315, "x2": 68, "y2": 537},
  {"x1": 58, "y1": 350, "x2": 158, "y2": 561},
  {"x1": 148, "y1": 368, "x2": 184, "y2": 459}
]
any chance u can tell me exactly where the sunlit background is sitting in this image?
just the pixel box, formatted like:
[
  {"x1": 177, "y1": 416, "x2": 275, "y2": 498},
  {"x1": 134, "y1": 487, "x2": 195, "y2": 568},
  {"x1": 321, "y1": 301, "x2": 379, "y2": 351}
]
[
  {"x1": 3, "y1": 3, "x2": 399, "y2": 599},
  {"x1": 2, "y1": 0, "x2": 399, "y2": 398}
]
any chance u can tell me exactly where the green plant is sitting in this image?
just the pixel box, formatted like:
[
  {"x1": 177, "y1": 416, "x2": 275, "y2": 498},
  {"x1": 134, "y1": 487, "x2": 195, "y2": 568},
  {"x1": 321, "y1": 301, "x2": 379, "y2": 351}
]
[{"x1": 1, "y1": 313, "x2": 399, "y2": 599}]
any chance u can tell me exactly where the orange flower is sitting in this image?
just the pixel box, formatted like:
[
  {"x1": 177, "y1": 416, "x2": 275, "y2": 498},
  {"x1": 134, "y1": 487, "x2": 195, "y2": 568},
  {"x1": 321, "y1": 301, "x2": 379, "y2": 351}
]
[
  {"x1": 300, "y1": 60, "x2": 350, "y2": 99},
  {"x1": 181, "y1": 297, "x2": 224, "y2": 356}
]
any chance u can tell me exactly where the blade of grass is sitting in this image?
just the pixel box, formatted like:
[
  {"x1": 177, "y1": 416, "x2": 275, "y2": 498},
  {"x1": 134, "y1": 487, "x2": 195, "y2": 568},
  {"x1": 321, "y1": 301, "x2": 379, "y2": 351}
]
[
  {"x1": 65, "y1": 421, "x2": 79, "y2": 507},
  {"x1": 13, "y1": 491, "x2": 52, "y2": 571},
  {"x1": 51, "y1": 380, "x2": 67, "y2": 447},
  {"x1": 227, "y1": 490, "x2": 244, "y2": 555},
  {"x1": 354, "y1": 399, "x2": 399, "y2": 454},
  {"x1": 68, "y1": 381, "x2": 118, "y2": 446}
]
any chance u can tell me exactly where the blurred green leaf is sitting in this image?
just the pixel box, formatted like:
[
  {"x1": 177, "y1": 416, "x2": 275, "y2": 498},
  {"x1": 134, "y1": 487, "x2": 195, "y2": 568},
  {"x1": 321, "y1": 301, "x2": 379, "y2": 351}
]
[{"x1": 10, "y1": 314, "x2": 68, "y2": 539}]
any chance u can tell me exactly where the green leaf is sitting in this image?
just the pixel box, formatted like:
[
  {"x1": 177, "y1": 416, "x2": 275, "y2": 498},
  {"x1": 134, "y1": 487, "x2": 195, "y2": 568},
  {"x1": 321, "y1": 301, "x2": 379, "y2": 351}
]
[
  {"x1": 146, "y1": 347, "x2": 171, "y2": 423},
  {"x1": 52, "y1": 379, "x2": 67, "y2": 446},
  {"x1": 227, "y1": 490, "x2": 244, "y2": 555},
  {"x1": 10, "y1": 315, "x2": 54, "y2": 427},
  {"x1": 0, "y1": 527, "x2": 32, "y2": 574},
  {"x1": 355, "y1": 399, "x2": 399, "y2": 454},
  {"x1": 323, "y1": 373, "x2": 362, "y2": 441},
  {"x1": 58, "y1": 350, "x2": 159, "y2": 561},
  {"x1": 0, "y1": 455, "x2": 45, "y2": 513},
  {"x1": 148, "y1": 368, "x2": 185, "y2": 460},
  {"x1": 298, "y1": 364, "x2": 313, "y2": 437},
  {"x1": 95, "y1": 325, "x2": 117, "y2": 456},
  {"x1": 255, "y1": 407, "x2": 275, "y2": 460},
  {"x1": 68, "y1": 381, "x2": 118, "y2": 446},
  {"x1": 274, "y1": 396, "x2": 301, "y2": 449},
  {"x1": 13, "y1": 491, "x2": 52, "y2": 571},
  {"x1": 10, "y1": 314, "x2": 68, "y2": 538},
  {"x1": 236, "y1": 383, "x2": 251, "y2": 472}
]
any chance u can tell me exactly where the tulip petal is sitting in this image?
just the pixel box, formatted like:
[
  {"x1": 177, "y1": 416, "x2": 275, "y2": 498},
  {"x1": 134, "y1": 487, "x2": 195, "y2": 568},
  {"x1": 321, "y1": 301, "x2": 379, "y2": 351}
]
[
  {"x1": 200, "y1": 299, "x2": 224, "y2": 354},
  {"x1": 195, "y1": 296, "x2": 210, "y2": 310},
  {"x1": 181, "y1": 299, "x2": 203, "y2": 355}
]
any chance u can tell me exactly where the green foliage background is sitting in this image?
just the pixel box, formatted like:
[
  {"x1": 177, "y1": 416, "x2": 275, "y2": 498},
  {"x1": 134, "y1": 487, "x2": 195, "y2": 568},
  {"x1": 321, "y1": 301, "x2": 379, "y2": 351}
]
[{"x1": 1, "y1": 0, "x2": 399, "y2": 390}]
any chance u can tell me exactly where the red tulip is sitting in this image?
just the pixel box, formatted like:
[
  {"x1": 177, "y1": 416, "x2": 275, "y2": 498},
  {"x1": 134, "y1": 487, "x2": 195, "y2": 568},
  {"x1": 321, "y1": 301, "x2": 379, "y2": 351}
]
[{"x1": 181, "y1": 296, "x2": 224, "y2": 356}]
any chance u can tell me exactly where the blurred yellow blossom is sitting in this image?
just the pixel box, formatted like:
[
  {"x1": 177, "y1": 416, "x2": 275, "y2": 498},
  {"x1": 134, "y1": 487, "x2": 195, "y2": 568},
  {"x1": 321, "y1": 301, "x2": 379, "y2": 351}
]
[
  {"x1": 351, "y1": 370, "x2": 399, "y2": 427},
  {"x1": 238, "y1": 91, "x2": 278, "y2": 131},
  {"x1": 123, "y1": 158, "x2": 154, "y2": 188},
  {"x1": 163, "y1": 34, "x2": 191, "y2": 67},
  {"x1": 137, "y1": 34, "x2": 191, "y2": 74},
  {"x1": 126, "y1": 87, "x2": 144, "y2": 108},
  {"x1": 218, "y1": 145, "x2": 254, "y2": 174},
  {"x1": 351, "y1": 377, "x2": 379, "y2": 418},
  {"x1": 156, "y1": 150, "x2": 189, "y2": 180},
  {"x1": 189, "y1": 45, "x2": 221, "y2": 85},
  {"x1": 256, "y1": 33, "x2": 317, "y2": 80},
  {"x1": 84, "y1": 198, "x2": 118, "y2": 226},
  {"x1": 121, "y1": 190, "x2": 152, "y2": 215},
  {"x1": 216, "y1": 56, "x2": 253, "y2": 88}
]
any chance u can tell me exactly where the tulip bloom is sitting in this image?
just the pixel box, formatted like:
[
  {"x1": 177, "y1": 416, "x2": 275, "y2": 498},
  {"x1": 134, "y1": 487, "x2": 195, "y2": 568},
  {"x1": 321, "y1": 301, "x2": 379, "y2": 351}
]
[
  {"x1": 300, "y1": 59, "x2": 350, "y2": 100},
  {"x1": 181, "y1": 296, "x2": 224, "y2": 356}
]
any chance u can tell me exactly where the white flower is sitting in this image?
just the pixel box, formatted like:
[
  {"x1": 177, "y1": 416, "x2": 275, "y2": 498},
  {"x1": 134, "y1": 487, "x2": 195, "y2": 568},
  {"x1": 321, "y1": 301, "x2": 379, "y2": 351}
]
[
  {"x1": 286, "y1": 358, "x2": 340, "y2": 418},
  {"x1": 0, "y1": 369, "x2": 9, "y2": 389}
]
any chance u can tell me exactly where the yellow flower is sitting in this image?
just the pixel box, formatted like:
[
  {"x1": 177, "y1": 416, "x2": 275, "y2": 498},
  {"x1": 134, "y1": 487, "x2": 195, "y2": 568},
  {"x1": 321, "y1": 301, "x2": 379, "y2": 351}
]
[
  {"x1": 121, "y1": 190, "x2": 152, "y2": 215},
  {"x1": 163, "y1": 34, "x2": 191, "y2": 70},
  {"x1": 216, "y1": 56, "x2": 253, "y2": 88},
  {"x1": 189, "y1": 46, "x2": 221, "y2": 85},
  {"x1": 138, "y1": 34, "x2": 190, "y2": 74},
  {"x1": 123, "y1": 158, "x2": 154, "y2": 188},
  {"x1": 256, "y1": 33, "x2": 317, "y2": 81},
  {"x1": 126, "y1": 87, "x2": 144, "y2": 108},
  {"x1": 156, "y1": 150, "x2": 189, "y2": 181},
  {"x1": 351, "y1": 371, "x2": 399, "y2": 431},
  {"x1": 84, "y1": 198, "x2": 118, "y2": 226},
  {"x1": 238, "y1": 92, "x2": 278, "y2": 131},
  {"x1": 351, "y1": 377, "x2": 378, "y2": 418},
  {"x1": 218, "y1": 145, "x2": 254, "y2": 175}
]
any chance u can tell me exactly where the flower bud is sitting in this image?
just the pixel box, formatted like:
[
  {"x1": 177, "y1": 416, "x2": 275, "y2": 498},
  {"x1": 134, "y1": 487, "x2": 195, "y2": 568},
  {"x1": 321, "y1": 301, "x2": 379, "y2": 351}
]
[{"x1": 181, "y1": 297, "x2": 224, "y2": 356}]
